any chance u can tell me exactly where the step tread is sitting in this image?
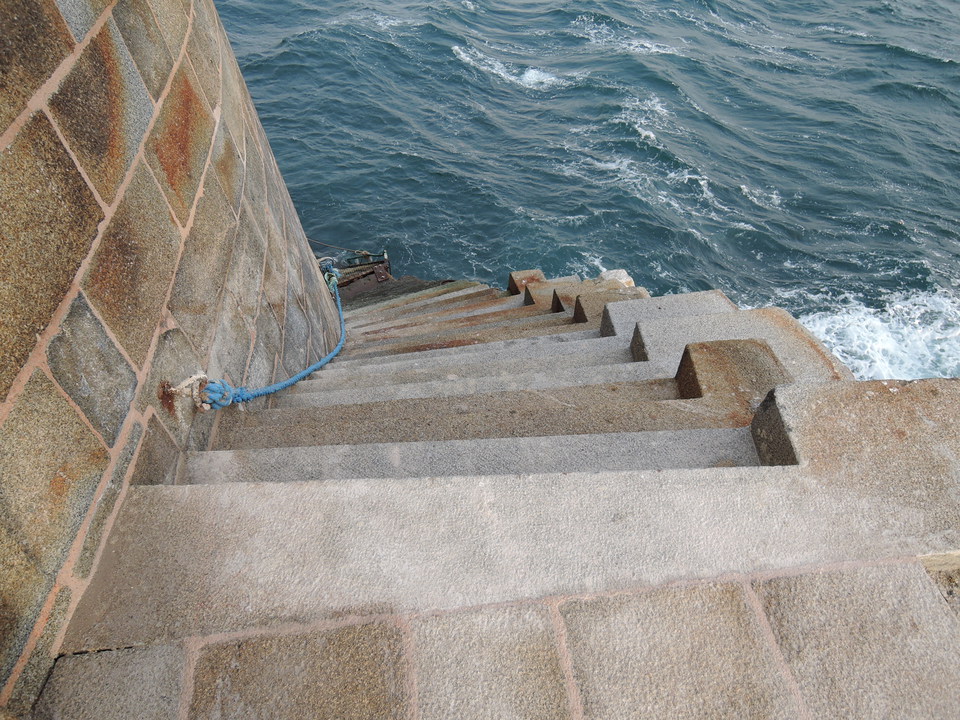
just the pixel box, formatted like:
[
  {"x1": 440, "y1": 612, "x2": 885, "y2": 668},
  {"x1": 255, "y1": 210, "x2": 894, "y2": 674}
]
[{"x1": 186, "y1": 427, "x2": 761, "y2": 483}]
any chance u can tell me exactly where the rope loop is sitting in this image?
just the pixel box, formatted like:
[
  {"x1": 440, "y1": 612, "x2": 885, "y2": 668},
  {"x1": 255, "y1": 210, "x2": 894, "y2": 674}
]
[{"x1": 174, "y1": 259, "x2": 347, "y2": 411}]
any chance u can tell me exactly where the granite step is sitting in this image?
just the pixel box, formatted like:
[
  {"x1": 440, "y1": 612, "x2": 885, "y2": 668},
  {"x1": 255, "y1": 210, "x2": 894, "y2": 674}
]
[
  {"x1": 278, "y1": 359, "x2": 683, "y2": 408},
  {"x1": 342, "y1": 280, "x2": 487, "y2": 320},
  {"x1": 59, "y1": 464, "x2": 960, "y2": 654},
  {"x1": 338, "y1": 311, "x2": 588, "y2": 361},
  {"x1": 219, "y1": 339, "x2": 789, "y2": 450},
  {"x1": 345, "y1": 286, "x2": 506, "y2": 330},
  {"x1": 185, "y1": 427, "x2": 762, "y2": 485},
  {"x1": 326, "y1": 288, "x2": 741, "y2": 372},
  {"x1": 301, "y1": 344, "x2": 638, "y2": 391},
  {"x1": 347, "y1": 292, "x2": 528, "y2": 332}
]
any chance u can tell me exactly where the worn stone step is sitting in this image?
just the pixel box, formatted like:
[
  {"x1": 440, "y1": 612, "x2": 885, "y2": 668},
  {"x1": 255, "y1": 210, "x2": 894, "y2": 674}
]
[
  {"x1": 338, "y1": 311, "x2": 588, "y2": 361},
  {"x1": 60, "y1": 460, "x2": 960, "y2": 655},
  {"x1": 220, "y1": 339, "x2": 789, "y2": 450},
  {"x1": 634, "y1": 307, "x2": 852, "y2": 382},
  {"x1": 348, "y1": 293, "x2": 528, "y2": 333},
  {"x1": 279, "y1": 359, "x2": 680, "y2": 408},
  {"x1": 301, "y1": 344, "x2": 638, "y2": 391},
  {"x1": 346, "y1": 287, "x2": 506, "y2": 331},
  {"x1": 342, "y1": 280, "x2": 487, "y2": 320},
  {"x1": 347, "y1": 302, "x2": 553, "y2": 346},
  {"x1": 185, "y1": 427, "x2": 761, "y2": 485},
  {"x1": 326, "y1": 288, "x2": 741, "y2": 372}
]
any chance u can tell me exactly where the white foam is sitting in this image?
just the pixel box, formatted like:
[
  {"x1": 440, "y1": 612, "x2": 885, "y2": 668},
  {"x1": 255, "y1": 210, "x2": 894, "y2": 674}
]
[
  {"x1": 740, "y1": 184, "x2": 782, "y2": 209},
  {"x1": 452, "y1": 46, "x2": 567, "y2": 89},
  {"x1": 571, "y1": 15, "x2": 683, "y2": 57},
  {"x1": 798, "y1": 290, "x2": 960, "y2": 380}
]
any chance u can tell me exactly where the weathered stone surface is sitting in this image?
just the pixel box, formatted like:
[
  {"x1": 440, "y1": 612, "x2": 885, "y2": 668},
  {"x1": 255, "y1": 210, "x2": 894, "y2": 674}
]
[
  {"x1": 413, "y1": 606, "x2": 569, "y2": 720},
  {"x1": 207, "y1": 293, "x2": 252, "y2": 383},
  {"x1": 129, "y1": 415, "x2": 179, "y2": 485},
  {"x1": 188, "y1": 624, "x2": 408, "y2": 720},
  {"x1": 0, "y1": 113, "x2": 103, "y2": 401},
  {"x1": 241, "y1": 125, "x2": 267, "y2": 230},
  {"x1": 61, "y1": 466, "x2": 960, "y2": 650},
  {"x1": 112, "y1": 0, "x2": 175, "y2": 101},
  {"x1": 211, "y1": 121, "x2": 243, "y2": 215},
  {"x1": 34, "y1": 645, "x2": 183, "y2": 720},
  {"x1": 75, "y1": 422, "x2": 143, "y2": 578},
  {"x1": 0, "y1": 525, "x2": 48, "y2": 685},
  {"x1": 144, "y1": 0, "x2": 189, "y2": 59},
  {"x1": 261, "y1": 213, "x2": 287, "y2": 325},
  {"x1": 0, "y1": 371, "x2": 108, "y2": 575},
  {"x1": 0, "y1": 0, "x2": 74, "y2": 130},
  {"x1": 83, "y1": 162, "x2": 181, "y2": 367},
  {"x1": 281, "y1": 293, "x2": 310, "y2": 377},
  {"x1": 168, "y1": 176, "x2": 236, "y2": 358},
  {"x1": 5, "y1": 586, "x2": 71, "y2": 717},
  {"x1": 47, "y1": 293, "x2": 137, "y2": 447},
  {"x1": 561, "y1": 583, "x2": 798, "y2": 719},
  {"x1": 53, "y1": 0, "x2": 110, "y2": 42},
  {"x1": 138, "y1": 329, "x2": 203, "y2": 442},
  {"x1": 755, "y1": 563, "x2": 960, "y2": 719},
  {"x1": 146, "y1": 61, "x2": 215, "y2": 224},
  {"x1": 223, "y1": 205, "x2": 267, "y2": 327},
  {"x1": 49, "y1": 18, "x2": 153, "y2": 204},
  {"x1": 219, "y1": 50, "x2": 249, "y2": 161},
  {"x1": 187, "y1": 0, "x2": 221, "y2": 109}
]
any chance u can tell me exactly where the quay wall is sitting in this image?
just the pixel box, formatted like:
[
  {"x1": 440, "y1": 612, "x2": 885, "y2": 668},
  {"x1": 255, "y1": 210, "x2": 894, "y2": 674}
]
[{"x1": 0, "y1": 0, "x2": 339, "y2": 712}]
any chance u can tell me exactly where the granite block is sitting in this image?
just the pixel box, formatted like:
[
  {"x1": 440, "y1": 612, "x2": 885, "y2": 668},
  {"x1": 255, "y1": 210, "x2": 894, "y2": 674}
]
[
  {"x1": 211, "y1": 121, "x2": 242, "y2": 216},
  {"x1": 129, "y1": 415, "x2": 179, "y2": 485},
  {"x1": 167, "y1": 176, "x2": 236, "y2": 358},
  {"x1": 282, "y1": 293, "x2": 310, "y2": 377},
  {"x1": 139, "y1": 328, "x2": 203, "y2": 444},
  {"x1": 219, "y1": 51, "x2": 248, "y2": 161},
  {"x1": 83, "y1": 162, "x2": 181, "y2": 367},
  {"x1": 0, "y1": 0, "x2": 74, "y2": 130},
  {"x1": 241, "y1": 125, "x2": 267, "y2": 230},
  {"x1": 146, "y1": 61, "x2": 215, "y2": 224},
  {"x1": 0, "y1": 113, "x2": 103, "y2": 401},
  {"x1": 75, "y1": 422, "x2": 143, "y2": 578},
  {"x1": 0, "y1": 526, "x2": 49, "y2": 686},
  {"x1": 5, "y1": 586, "x2": 71, "y2": 717},
  {"x1": 145, "y1": 0, "x2": 189, "y2": 59},
  {"x1": 0, "y1": 371, "x2": 109, "y2": 574},
  {"x1": 223, "y1": 205, "x2": 266, "y2": 326},
  {"x1": 34, "y1": 645, "x2": 183, "y2": 720},
  {"x1": 47, "y1": 293, "x2": 137, "y2": 447},
  {"x1": 207, "y1": 294, "x2": 251, "y2": 384},
  {"x1": 412, "y1": 605, "x2": 569, "y2": 720},
  {"x1": 755, "y1": 563, "x2": 960, "y2": 719},
  {"x1": 261, "y1": 214, "x2": 287, "y2": 324},
  {"x1": 922, "y1": 553, "x2": 960, "y2": 618},
  {"x1": 49, "y1": 18, "x2": 153, "y2": 204},
  {"x1": 188, "y1": 623, "x2": 408, "y2": 720},
  {"x1": 561, "y1": 583, "x2": 798, "y2": 719},
  {"x1": 113, "y1": 0, "x2": 176, "y2": 101},
  {"x1": 186, "y1": 1, "x2": 221, "y2": 109},
  {"x1": 53, "y1": 0, "x2": 110, "y2": 42}
]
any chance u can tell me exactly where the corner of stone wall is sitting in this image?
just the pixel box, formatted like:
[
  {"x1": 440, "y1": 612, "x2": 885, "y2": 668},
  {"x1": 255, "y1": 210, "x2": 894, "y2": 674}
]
[{"x1": 0, "y1": 0, "x2": 336, "y2": 712}]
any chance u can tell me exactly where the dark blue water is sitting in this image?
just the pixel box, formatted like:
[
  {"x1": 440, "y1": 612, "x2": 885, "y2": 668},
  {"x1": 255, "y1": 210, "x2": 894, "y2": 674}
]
[{"x1": 215, "y1": 0, "x2": 960, "y2": 379}]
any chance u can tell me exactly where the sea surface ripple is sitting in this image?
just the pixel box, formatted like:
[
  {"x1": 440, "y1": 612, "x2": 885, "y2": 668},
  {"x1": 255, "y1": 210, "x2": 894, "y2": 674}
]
[{"x1": 216, "y1": 0, "x2": 960, "y2": 379}]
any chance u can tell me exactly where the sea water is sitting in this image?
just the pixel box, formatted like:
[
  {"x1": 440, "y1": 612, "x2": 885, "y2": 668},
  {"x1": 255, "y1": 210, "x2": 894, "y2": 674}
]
[{"x1": 215, "y1": 0, "x2": 960, "y2": 379}]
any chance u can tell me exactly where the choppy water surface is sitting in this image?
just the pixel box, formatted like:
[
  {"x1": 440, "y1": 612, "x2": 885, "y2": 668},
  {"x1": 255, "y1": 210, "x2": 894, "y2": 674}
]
[{"x1": 216, "y1": 0, "x2": 960, "y2": 378}]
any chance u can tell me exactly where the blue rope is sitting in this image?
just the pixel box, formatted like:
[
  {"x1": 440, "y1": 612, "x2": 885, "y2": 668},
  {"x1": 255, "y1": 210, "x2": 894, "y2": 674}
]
[{"x1": 202, "y1": 263, "x2": 345, "y2": 410}]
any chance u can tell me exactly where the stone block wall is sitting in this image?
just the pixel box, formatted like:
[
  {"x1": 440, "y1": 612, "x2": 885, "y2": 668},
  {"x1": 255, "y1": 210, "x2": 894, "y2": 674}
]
[{"x1": 0, "y1": 0, "x2": 340, "y2": 712}]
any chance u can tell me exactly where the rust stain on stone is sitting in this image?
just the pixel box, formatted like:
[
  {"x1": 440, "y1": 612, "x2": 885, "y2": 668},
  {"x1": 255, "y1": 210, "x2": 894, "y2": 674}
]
[
  {"x1": 158, "y1": 380, "x2": 177, "y2": 416},
  {"x1": 154, "y1": 70, "x2": 204, "y2": 207}
]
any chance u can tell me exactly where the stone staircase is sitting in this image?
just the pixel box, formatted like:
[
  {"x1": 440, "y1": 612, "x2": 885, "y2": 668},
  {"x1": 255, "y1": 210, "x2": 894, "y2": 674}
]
[{"x1": 34, "y1": 271, "x2": 960, "y2": 719}]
